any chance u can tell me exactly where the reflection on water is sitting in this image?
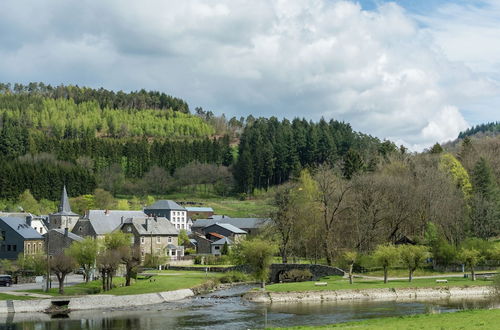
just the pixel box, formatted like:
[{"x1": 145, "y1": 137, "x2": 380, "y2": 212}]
[{"x1": 0, "y1": 285, "x2": 498, "y2": 330}]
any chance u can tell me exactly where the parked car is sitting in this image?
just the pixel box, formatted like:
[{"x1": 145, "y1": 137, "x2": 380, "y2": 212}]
[{"x1": 0, "y1": 275, "x2": 12, "y2": 287}]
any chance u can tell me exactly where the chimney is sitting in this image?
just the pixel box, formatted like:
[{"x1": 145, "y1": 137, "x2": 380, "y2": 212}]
[
  {"x1": 145, "y1": 218, "x2": 149, "y2": 231},
  {"x1": 121, "y1": 216, "x2": 124, "y2": 224},
  {"x1": 64, "y1": 228, "x2": 68, "y2": 237},
  {"x1": 26, "y1": 215, "x2": 32, "y2": 226}
]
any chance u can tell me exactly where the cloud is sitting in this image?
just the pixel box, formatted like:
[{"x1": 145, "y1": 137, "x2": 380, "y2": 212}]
[{"x1": 0, "y1": 0, "x2": 498, "y2": 150}]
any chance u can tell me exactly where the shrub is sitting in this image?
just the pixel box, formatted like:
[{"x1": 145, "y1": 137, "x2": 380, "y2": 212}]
[
  {"x1": 194, "y1": 255, "x2": 203, "y2": 265},
  {"x1": 219, "y1": 271, "x2": 250, "y2": 284},
  {"x1": 279, "y1": 269, "x2": 313, "y2": 282}
]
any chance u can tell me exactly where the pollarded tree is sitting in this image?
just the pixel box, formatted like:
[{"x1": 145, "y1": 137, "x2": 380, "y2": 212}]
[
  {"x1": 458, "y1": 248, "x2": 482, "y2": 281},
  {"x1": 373, "y1": 244, "x2": 400, "y2": 284},
  {"x1": 343, "y1": 251, "x2": 358, "y2": 284},
  {"x1": 50, "y1": 253, "x2": 77, "y2": 294},
  {"x1": 399, "y1": 245, "x2": 429, "y2": 282}
]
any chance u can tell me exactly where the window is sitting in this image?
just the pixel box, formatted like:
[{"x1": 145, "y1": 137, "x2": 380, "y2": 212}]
[
  {"x1": 39, "y1": 243, "x2": 42, "y2": 251},
  {"x1": 12, "y1": 245, "x2": 16, "y2": 252},
  {"x1": 156, "y1": 236, "x2": 161, "y2": 244},
  {"x1": 214, "y1": 246, "x2": 220, "y2": 250},
  {"x1": 39, "y1": 228, "x2": 43, "y2": 233},
  {"x1": 127, "y1": 226, "x2": 132, "y2": 232},
  {"x1": 141, "y1": 237, "x2": 145, "y2": 244},
  {"x1": 7, "y1": 245, "x2": 11, "y2": 252},
  {"x1": 168, "y1": 237, "x2": 172, "y2": 243},
  {"x1": 79, "y1": 227, "x2": 83, "y2": 232},
  {"x1": 171, "y1": 249, "x2": 176, "y2": 256},
  {"x1": 182, "y1": 224, "x2": 185, "y2": 229},
  {"x1": 1, "y1": 231, "x2": 5, "y2": 240}
]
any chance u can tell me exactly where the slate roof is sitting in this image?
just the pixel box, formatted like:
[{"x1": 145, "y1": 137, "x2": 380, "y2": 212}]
[
  {"x1": 192, "y1": 217, "x2": 269, "y2": 230},
  {"x1": 47, "y1": 229, "x2": 84, "y2": 241},
  {"x1": 144, "y1": 200, "x2": 186, "y2": 211},
  {"x1": 205, "y1": 223, "x2": 247, "y2": 234},
  {"x1": 185, "y1": 207, "x2": 214, "y2": 212},
  {"x1": 0, "y1": 216, "x2": 44, "y2": 239},
  {"x1": 211, "y1": 237, "x2": 232, "y2": 245},
  {"x1": 122, "y1": 217, "x2": 179, "y2": 235},
  {"x1": 51, "y1": 186, "x2": 78, "y2": 216},
  {"x1": 86, "y1": 210, "x2": 147, "y2": 235}
]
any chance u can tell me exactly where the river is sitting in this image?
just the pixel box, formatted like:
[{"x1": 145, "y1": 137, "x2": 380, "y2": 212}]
[{"x1": 1, "y1": 285, "x2": 497, "y2": 329}]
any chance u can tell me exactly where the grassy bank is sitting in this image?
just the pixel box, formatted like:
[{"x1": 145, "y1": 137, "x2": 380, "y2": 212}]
[
  {"x1": 23, "y1": 270, "x2": 223, "y2": 297},
  {"x1": 273, "y1": 309, "x2": 500, "y2": 329},
  {"x1": 0, "y1": 293, "x2": 37, "y2": 300},
  {"x1": 265, "y1": 276, "x2": 493, "y2": 292}
]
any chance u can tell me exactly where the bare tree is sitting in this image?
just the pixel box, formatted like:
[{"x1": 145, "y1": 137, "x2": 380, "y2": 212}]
[{"x1": 50, "y1": 254, "x2": 77, "y2": 294}]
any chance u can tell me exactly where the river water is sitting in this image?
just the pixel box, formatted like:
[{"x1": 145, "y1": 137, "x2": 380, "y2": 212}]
[{"x1": 1, "y1": 285, "x2": 497, "y2": 329}]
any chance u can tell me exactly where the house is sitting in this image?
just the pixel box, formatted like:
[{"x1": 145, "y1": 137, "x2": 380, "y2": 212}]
[
  {"x1": 192, "y1": 216, "x2": 269, "y2": 236},
  {"x1": 185, "y1": 206, "x2": 214, "y2": 220},
  {"x1": 48, "y1": 186, "x2": 80, "y2": 231},
  {"x1": 190, "y1": 234, "x2": 212, "y2": 254},
  {"x1": 202, "y1": 223, "x2": 247, "y2": 242},
  {"x1": 211, "y1": 237, "x2": 232, "y2": 256},
  {"x1": 0, "y1": 216, "x2": 45, "y2": 260},
  {"x1": 117, "y1": 216, "x2": 184, "y2": 261},
  {"x1": 144, "y1": 200, "x2": 191, "y2": 231},
  {"x1": 0, "y1": 212, "x2": 48, "y2": 235},
  {"x1": 72, "y1": 210, "x2": 147, "y2": 238},
  {"x1": 44, "y1": 228, "x2": 84, "y2": 256}
]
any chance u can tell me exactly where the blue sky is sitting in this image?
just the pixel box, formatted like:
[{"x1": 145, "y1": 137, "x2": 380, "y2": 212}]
[{"x1": 0, "y1": 0, "x2": 499, "y2": 150}]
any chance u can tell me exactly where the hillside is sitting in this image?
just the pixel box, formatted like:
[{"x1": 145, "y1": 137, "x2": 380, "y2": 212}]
[
  {"x1": 458, "y1": 122, "x2": 500, "y2": 139},
  {"x1": 0, "y1": 82, "x2": 395, "y2": 203}
]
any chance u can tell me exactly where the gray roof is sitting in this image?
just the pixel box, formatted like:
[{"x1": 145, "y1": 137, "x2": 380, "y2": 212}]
[
  {"x1": 205, "y1": 223, "x2": 247, "y2": 234},
  {"x1": 0, "y1": 216, "x2": 44, "y2": 239},
  {"x1": 185, "y1": 207, "x2": 214, "y2": 212},
  {"x1": 144, "y1": 200, "x2": 186, "y2": 211},
  {"x1": 86, "y1": 210, "x2": 147, "y2": 235},
  {"x1": 51, "y1": 186, "x2": 78, "y2": 216},
  {"x1": 192, "y1": 217, "x2": 269, "y2": 230},
  {"x1": 121, "y1": 217, "x2": 179, "y2": 236},
  {"x1": 47, "y1": 229, "x2": 84, "y2": 241},
  {"x1": 211, "y1": 237, "x2": 232, "y2": 245}
]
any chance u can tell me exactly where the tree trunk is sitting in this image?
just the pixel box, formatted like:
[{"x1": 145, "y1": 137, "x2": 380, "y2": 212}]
[
  {"x1": 383, "y1": 267, "x2": 388, "y2": 284},
  {"x1": 471, "y1": 267, "x2": 476, "y2": 281},
  {"x1": 349, "y1": 264, "x2": 353, "y2": 284},
  {"x1": 409, "y1": 269, "x2": 413, "y2": 282},
  {"x1": 57, "y1": 274, "x2": 65, "y2": 295},
  {"x1": 280, "y1": 248, "x2": 288, "y2": 264},
  {"x1": 261, "y1": 280, "x2": 266, "y2": 290},
  {"x1": 125, "y1": 266, "x2": 131, "y2": 286},
  {"x1": 101, "y1": 270, "x2": 106, "y2": 291}
]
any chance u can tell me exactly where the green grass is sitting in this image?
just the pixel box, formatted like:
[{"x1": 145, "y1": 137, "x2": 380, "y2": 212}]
[
  {"x1": 357, "y1": 268, "x2": 465, "y2": 277},
  {"x1": 0, "y1": 293, "x2": 38, "y2": 300},
  {"x1": 23, "y1": 271, "x2": 223, "y2": 297},
  {"x1": 265, "y1": 275, "x2": 493, "y2": 292},
  {"x1": 273, "y1": 309, "x2": 500, "y2": 329}
]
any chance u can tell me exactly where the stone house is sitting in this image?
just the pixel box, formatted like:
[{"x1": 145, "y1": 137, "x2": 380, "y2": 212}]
[
  {"x1": 202, "y1": 223, "x2": 247, "y2": 242},
  {"x1": 0, "y1": 216, "x2": 45, "y2": 260},
  {"x1": 191, "y1": 216, "x2": 269, "y2": 236},
  {"x1": 117, "y1": 216, "x2": 184, "y2": 261},
  {"x1": 72, "y1": 210, "x2": 147, "y2": 238}
]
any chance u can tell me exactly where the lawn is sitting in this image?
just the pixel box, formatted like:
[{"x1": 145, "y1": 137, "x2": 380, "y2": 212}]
[
  {"x1": 274, "y1": 309, "x2": 500, "y2": 329},
  {"x1": 24, "y1": 271, "x2": 222, "y2": 297},
  {"x1": 357, "y1": 268, "x2": 466, "y2": 278},
  {"x1": 0, "y1": 293, "x2": 37, "y2": 300},
  {"x1": 265, "y1": 275, "x2": 493, "y2": 292}
]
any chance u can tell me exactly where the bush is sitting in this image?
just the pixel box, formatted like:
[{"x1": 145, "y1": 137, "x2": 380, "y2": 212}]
[
  {"x1": 185, "y1": 248, "x2": 196, "y2": 255},
  {"x1": 194, "y1": 255, "x2": 203, "y2": 265},
  {"x1": 219, "y1": 271, "x2": 250, "y2": 284},
  {"x1": 279, "y1": 269, "x2": 313, "y2": 282}
]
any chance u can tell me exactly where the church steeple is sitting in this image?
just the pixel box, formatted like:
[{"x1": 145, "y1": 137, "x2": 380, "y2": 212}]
[{"x1": 59, "y1": 185, "x2": 72, "y2": 213}]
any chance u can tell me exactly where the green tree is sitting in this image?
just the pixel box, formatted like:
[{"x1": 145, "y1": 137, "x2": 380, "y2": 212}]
[
  {"x1": 67, "y1": 237, "x2": 99, "y2": 283},
  {"x1": 178, "y1": 229, "x2": 190, "y2": 247},
  {"x1": 458, "y1": 248, "x2": 482, "y2": 281},
  {"x1": 373, "y1": 245, "x2": 400, "y2": 284},
  {"x1": 342, "y1": 149, "x2": 364, "y2": 179},
  {"x1": 343, "y1": 251, "x2": 358, "y2": 284},
  {"x1": 399, "y1": 245, "x2": 429, "y2": 282},
  {"x1": 17, "y1": 189, "x2": 40, "y2": 214},
  {"x1": 235, "y1": 238, "x2": 276, "y2": 289},
  {"x1": 94, "y1": 188, "x2": 116, "y2": 210},
  {"x1": 50, "y1": 253, "x2": 77, "y2": 294},
  {"x1": 439, "y1": 153, "x2": 473, "y2": 198},
  {"x1": 429, "y1": 143, "x2": 444, "y2": 154}
]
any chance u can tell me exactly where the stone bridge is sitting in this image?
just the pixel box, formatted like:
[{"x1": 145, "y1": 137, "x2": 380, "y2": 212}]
[{"x1": 269, "y1": 264, "x2": 345, "y2": 283}]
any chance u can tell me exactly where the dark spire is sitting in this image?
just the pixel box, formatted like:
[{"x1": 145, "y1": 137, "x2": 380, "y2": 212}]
[{"x1": 59, "y1": 185, "x2": 72, "y2": 213}]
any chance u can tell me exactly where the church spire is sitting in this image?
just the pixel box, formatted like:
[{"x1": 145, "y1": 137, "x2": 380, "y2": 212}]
[{"x1": 59, "y1": 185, "x2": 72, "y2": 213}]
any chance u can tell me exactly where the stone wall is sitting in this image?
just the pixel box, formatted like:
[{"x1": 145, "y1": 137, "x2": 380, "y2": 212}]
[{"x1": 270, "y1": 264, "x2": 345, "y2": 283}]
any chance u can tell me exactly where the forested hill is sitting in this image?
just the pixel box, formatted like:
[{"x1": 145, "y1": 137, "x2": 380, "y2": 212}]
[
  {"x1": 458, "y1": 122, "x2": 500, "y2": 139},
  {"x1": 0, "y1": 82, "x2": 395, "y2": 202}
]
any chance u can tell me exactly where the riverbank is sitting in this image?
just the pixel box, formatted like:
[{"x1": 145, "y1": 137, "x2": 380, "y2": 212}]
[
  {"x1": 244, "y1": 285, "x2": 495, "y2": 303},
  {"x1": 270, "y1": 308, "x2": 500, "y2": 329}
]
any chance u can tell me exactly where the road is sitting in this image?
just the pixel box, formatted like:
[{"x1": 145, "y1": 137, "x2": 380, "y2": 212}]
[{"x1": 0, "y1": 274, "x2": 85, "y2": 292}]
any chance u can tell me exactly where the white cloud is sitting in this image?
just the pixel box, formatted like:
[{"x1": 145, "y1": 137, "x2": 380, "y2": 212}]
[{"x1": 0, "y1": 0, "x2": 498, "y2": 150}]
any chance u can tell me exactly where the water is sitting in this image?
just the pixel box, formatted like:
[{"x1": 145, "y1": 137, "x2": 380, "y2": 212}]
[{"x1": 0, "y1": 285, "x2": 497, "y2": 329}]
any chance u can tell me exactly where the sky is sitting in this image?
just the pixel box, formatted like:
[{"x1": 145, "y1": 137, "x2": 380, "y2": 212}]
[{"x1": 0, "y1": 0, "x2": 499, "y2": 150}]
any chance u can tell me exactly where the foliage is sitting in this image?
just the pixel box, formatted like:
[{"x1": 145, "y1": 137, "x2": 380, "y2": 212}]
[
  {"x1": 218, "y1": 271, "x2": 250, "y2": 284},
  {"x1": 398, "y1": 245, "x2": 429, "y2": 282},
  {"x1": 373, "y1": 245, "x2": 400, "y2": 283},
  {"x1": 234, "y1": 238, "x2": 277, "y2": 288},
  {"x1": 279, "y1": 269, "x2": 313, "y2": 282},
  {"x1": 143, "y1": 253, "x2": 168, "y2": 269},
  {"x1": 457, "y1": 248, "x2": 482, "y2": 281},
  {"x1": 343, "y1": 251, "x2": 358, "y2": 284},
  {"x1": 178, "y1": 229, "x2": 190, "y2": 247},
  {"x1": 67, "y1": 238, "x2": 99, "y2": 283},
  {"x1": 16, "y1": 254, "x2": 46, "y2": 275},
  {"x1": 50, "y1": 253, "x2": 77, "y2": 294},
  {"x1": 439, "y1": 153, "x2": 473, "y2": 198}
]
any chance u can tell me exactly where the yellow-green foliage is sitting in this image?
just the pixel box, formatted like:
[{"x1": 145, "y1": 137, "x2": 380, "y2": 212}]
[
  {"x1": 0, "y1": 98, "x2": 215, "y2": 138},
  {"x1": 439, "y1": 153, "x2": 472, "y2": 198}
]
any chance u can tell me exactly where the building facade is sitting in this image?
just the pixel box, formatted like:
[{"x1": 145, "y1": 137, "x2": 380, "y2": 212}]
[
  {"x1": 144, "y1": 200, "x2": 190, "y2": 231},
  {"x1": 48, "y1": 186, "x2": 80, "y2": 231},
  {"x1": 0, "y1": 216, "x2": 45, "y2": 260}
]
